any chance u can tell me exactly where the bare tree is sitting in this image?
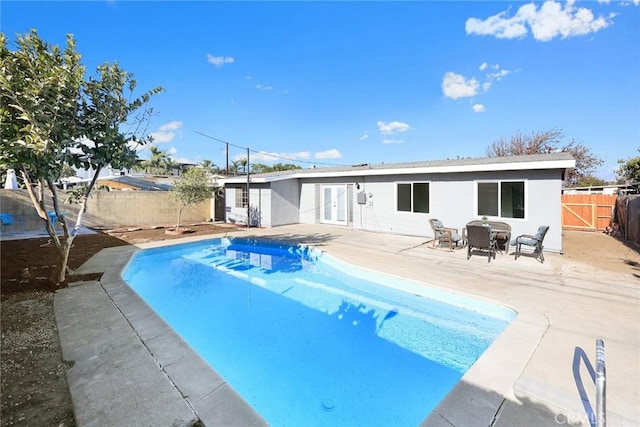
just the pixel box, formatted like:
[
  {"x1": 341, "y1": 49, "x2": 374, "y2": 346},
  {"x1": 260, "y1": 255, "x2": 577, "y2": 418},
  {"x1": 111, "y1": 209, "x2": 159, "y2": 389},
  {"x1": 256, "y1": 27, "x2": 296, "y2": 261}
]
[{"x1": 486, "y1": 129, "x2": 603, "y2": 185}]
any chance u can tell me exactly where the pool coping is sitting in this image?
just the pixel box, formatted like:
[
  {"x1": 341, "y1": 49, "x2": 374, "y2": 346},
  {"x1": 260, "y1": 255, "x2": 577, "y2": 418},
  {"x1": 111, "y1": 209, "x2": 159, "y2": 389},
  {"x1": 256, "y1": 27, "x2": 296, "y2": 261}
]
[
  {"x1": 60, "y1": 232, "x2": 549, "y2": 426},
  {"x1": 100, "y1": 239, "x2": 268, "y2": 426}
]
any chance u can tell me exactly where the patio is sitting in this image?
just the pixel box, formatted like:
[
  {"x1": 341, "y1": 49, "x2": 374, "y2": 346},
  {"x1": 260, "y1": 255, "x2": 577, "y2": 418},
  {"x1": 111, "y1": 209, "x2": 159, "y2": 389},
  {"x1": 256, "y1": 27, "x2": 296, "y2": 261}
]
[{"x1": 55, "y1": 224, "x2": 639, "y2": 426}]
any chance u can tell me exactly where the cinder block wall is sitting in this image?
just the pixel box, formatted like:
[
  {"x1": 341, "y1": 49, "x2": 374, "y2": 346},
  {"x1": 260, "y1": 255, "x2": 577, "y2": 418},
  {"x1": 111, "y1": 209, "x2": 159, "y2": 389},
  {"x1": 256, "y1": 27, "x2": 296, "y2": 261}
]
[{"x1": 0, "y1": 189, "x2": 211, "y2": 229}]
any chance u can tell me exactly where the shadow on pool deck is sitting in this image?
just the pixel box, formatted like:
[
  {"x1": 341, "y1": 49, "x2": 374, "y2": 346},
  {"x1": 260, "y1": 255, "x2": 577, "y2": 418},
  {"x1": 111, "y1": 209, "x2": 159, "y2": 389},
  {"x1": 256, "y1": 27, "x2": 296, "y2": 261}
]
[{"x1": 54, "y1": 224, "x2": 640, "y2": 427}]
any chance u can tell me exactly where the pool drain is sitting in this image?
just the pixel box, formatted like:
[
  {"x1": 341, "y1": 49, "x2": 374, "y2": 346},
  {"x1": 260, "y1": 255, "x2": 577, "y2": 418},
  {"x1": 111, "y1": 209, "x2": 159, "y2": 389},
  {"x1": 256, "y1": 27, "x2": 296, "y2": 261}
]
[{"x1": 321, "y1": 398, "x2": 335, "y2": 412}]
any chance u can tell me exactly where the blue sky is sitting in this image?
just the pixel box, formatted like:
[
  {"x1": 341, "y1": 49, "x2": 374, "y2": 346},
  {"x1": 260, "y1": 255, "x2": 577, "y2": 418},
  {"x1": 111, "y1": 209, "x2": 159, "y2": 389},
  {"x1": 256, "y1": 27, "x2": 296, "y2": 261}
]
[{"x1": 2, "y1": 1, "x2": 639, "y2": 180}]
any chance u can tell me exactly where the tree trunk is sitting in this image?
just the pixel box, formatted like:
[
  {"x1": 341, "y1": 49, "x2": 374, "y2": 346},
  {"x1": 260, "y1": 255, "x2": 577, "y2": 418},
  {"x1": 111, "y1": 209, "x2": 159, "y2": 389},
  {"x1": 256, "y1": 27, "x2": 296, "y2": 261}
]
[
  {"x1": 177, "y1": 205, "x2": 185, "y2": 230},
  {"x1": 53, "y1": 239, "x2": 73, "y2": 284}
]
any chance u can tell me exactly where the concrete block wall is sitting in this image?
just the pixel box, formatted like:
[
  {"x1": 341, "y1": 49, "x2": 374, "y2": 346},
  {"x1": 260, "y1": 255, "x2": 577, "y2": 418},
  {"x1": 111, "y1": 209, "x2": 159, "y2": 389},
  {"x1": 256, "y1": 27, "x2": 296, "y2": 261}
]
[{"x1": 0, "y1": 189, "x2": 211, "y2": 230}]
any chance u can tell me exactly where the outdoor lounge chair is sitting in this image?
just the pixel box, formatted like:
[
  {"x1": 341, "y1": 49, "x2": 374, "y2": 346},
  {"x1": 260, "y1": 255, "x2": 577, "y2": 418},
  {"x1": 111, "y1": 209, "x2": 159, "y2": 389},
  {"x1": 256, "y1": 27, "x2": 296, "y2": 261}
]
[
  {"x1": 466, "y1": 224, "x2": 497, "y2": 262},
  {"x1": 511, "y1": 225, "x2": 549, "y2": 263},
  {"x1": 429, "y1": 219, "x2": 462, "y2": 250}
]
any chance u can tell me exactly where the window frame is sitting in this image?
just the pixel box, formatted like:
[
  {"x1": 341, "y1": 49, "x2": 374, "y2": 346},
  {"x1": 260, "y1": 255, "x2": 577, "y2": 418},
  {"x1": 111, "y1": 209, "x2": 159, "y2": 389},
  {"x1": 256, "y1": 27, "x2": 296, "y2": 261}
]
[
  {"x1": 475, "y1": 179, "x2": 527, "y2": 220},
  {"x1": 235, "y1": 186, "x2": 248, "y2": 209},
  {"x1": 395, "y1": 181, "x2": 431, "y2": 214}
]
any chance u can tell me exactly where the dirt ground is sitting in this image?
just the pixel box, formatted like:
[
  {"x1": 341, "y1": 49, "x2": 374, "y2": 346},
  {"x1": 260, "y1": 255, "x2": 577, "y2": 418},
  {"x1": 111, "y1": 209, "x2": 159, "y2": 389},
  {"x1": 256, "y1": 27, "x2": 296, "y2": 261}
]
[
  {"x1": 562, "y1": 229, "x2": 640, "y2": 275},
  {"x1": 0, "y1": 223, "x2": 240, "y2": 426},
  {"x1": 1, "y1": 226, "x2": 638, "y2": 426}
]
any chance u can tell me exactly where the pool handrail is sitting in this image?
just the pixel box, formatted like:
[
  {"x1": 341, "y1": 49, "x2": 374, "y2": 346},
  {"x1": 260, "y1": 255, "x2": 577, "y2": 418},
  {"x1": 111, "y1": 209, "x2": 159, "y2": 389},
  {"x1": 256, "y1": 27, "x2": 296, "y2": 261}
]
[{"x1": 595, "y1": 339, "x2": 606, "y2": 427}]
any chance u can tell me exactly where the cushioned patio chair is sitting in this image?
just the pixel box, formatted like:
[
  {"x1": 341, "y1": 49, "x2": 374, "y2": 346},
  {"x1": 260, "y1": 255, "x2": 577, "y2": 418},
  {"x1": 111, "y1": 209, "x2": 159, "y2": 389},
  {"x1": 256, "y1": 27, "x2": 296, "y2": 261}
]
[
  {"x1": 466, "y1": 224, "x2": 497, "y2": 262},
  {"x1": 511, "y1": 225, "x2": 549, "y2": 263},
  {"x1": 429, "y1": 219, "x2": 462, "y2": 251}
]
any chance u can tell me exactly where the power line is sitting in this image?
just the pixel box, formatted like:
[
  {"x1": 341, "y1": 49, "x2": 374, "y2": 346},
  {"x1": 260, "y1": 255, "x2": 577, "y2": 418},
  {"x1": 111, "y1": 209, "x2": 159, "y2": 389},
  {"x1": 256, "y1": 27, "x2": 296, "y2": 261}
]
[{"x1": 194, "y1": 130, "x2": 353, "y2": 167}]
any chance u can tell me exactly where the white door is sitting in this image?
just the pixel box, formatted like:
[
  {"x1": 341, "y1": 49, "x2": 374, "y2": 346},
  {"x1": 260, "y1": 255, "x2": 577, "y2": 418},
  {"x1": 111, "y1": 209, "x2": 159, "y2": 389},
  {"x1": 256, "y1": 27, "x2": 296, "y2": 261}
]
[{"x1": 322, "y1": 185, "x2": 347, "y2": 225}]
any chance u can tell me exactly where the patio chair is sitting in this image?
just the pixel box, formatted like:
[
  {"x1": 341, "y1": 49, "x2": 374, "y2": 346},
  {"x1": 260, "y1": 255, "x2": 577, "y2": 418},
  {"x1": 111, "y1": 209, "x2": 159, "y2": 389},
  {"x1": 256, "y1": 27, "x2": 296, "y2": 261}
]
[
  {"x1": 0, "y1": 214, "x2": 24, "y2": 235},
  {"x1": 511, "y1": 225, "x2": 549, "y2": 263},
  {"x1": 466, "y1": 224, "x2": 497, "y2": 262},
  {"x1": 429, "y1": 219, "x2": 462, "y2": 250}
]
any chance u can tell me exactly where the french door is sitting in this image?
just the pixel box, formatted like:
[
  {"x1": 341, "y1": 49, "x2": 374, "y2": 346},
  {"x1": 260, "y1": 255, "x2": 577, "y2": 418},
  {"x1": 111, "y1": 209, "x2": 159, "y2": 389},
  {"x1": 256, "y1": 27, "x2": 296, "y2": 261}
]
[{"x1": 321, "y1": 185, "x2": 347, "y2": 225}]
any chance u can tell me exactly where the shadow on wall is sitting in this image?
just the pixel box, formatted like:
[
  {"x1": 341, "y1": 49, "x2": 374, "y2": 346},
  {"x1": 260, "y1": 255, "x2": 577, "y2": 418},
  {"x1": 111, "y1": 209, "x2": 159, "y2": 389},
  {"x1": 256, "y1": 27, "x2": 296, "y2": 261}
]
[
  {"x1": 0, "y1": 189, "x2": 210, "y2": 229},
  {"x1": 0, "y1": 189, "x2": 78, "y2": 231}
]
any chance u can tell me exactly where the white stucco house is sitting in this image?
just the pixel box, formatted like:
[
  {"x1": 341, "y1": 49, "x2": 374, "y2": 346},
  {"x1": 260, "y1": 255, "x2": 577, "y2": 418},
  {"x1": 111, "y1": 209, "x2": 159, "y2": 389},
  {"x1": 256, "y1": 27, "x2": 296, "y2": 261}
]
[{"x1": 222, "y1": 153, "x2": 575, "y2": 254}]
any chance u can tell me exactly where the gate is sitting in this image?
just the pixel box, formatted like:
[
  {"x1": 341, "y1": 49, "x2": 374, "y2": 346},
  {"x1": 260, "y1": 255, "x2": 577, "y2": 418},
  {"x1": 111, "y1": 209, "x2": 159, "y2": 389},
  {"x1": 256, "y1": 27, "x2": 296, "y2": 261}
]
[{"x1": 561, "y1": 194, "x2": 616, "y2": 232}]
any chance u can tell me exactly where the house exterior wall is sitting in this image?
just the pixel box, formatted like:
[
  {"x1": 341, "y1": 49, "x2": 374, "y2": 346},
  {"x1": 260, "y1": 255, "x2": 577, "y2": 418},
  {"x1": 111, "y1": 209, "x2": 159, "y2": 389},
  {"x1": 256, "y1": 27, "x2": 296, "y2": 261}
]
[
  {"x1": 225, "y1": 184, "x2": 270, "y2": 226},
  {"x1": 298, "y1": 176, "x2": 355, "y2": 224},
  {"x1": 270, "y1": 180, "x2": 300, "y2": 226},
  {"x1": 226, "y1": 181, "x2": 300, "y2": 227},
  {"x1": 225, "y1": 186, "x2": 246, "y2": 225},
  {"x1": 250, "y1": 184, "x2": 271, "y2": 227},
  {"x1": 293, "y1": 169, "x2": 565, "y2": 253}
]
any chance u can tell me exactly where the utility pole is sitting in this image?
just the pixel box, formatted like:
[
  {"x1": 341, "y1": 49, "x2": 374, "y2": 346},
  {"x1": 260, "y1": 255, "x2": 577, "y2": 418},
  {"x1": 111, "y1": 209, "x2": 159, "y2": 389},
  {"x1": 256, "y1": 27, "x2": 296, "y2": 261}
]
[{"x1": 225, "y1": 142, "x2": 229, "y2": 175}]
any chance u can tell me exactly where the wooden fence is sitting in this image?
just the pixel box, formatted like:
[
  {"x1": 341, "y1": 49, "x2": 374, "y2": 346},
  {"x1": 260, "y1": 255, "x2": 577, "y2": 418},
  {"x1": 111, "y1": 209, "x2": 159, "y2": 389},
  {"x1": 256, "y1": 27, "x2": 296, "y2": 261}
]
[{"x1": 561, "y1": 194, "x2": 616, "y2": 232}]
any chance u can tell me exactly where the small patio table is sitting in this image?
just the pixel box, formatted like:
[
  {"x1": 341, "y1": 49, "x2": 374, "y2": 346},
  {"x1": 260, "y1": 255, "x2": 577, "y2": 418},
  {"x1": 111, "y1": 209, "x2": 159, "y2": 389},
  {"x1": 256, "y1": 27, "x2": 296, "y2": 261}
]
[{"x1": 465, "y1": 220, "x2": 511, "y2": 254}]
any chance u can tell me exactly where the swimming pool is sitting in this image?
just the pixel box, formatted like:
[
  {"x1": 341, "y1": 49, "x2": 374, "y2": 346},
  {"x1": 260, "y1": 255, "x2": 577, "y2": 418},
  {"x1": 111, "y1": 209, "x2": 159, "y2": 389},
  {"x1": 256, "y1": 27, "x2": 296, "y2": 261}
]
[{"x1": 123, "y1": 237, "x2": 515, "y2": 426}]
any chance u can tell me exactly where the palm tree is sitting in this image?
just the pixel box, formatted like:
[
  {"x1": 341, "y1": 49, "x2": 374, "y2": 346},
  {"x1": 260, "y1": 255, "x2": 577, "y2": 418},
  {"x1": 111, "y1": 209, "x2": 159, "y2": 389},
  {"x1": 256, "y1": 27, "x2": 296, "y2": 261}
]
[
  {"x1": 229, "y1": 160, "x2": 240, "y2": 175},
  {"x1": 238, "y1": 158, "x2": 248, "y2": 174},
  {"x1": 141, "y1": 146, "x2": 168, "y2": 175},
  {"x1": 164, "y1": 157, "x2": 178, "y2": 176},
  {"x1": 200, "y1": 159, "x2": 219, "y2": 176}
]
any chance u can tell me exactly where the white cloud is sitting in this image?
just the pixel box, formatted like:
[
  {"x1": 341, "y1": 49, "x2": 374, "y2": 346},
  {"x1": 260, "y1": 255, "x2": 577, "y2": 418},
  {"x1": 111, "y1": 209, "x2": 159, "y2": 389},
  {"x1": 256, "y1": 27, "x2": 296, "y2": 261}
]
[
  {"x1": 377, "y1": 121, "x2": 411, "y2": 134},
  {"x1": 256, "y1": 84, "x2": 273, "y2": 91},
  {"x1": 488, "y1": 69, "x2": 512, "y2": 81},
  {"x1": 149, "y1": 132, "x2": 174, "y2": 143},
  {"x1": 159, "y1": 121, "x2": 183, "y2": 132},
  {"x1": 315, "y1": 149, "x2": 342, "y2": 159},
  {"x1": 442, "y1": 72, "x2": 480, "y2": 99},
  {"x1": 168, "y1": 147, "x2": 177, "y2": 155},
  {"x1": 286, "y1": 151, "x2": 312, "y2": 160},
  {"x1": 466, "y1": 11, "x2": 528, "y2": 39},
  {"x1": 359, "y1": 132, "x2": 369, "y2": 141},
  {"x1": 481, "y1": 62, "x2": 500, "y2": 71},
  {"x1": 382, "y1": 139, "x2": 405, "y2": 144},
  {"x1": 149, "y1": 121, "x2": 183, "y2": 143},
  {"x1": 466, "y1": 1, "x2": 614, "y2": 42},
  {"x1": 207, "y1": 54, "x2": 235, "y2": 67},
  {"x1": 472, "y1": 104, "x2": 486, "y2": 113}
]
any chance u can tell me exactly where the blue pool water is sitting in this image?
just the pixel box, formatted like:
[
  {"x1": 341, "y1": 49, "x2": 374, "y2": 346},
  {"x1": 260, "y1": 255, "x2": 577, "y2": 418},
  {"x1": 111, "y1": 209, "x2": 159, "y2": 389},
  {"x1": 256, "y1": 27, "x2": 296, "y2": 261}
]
[{"x1": 123, "y1": 237, "x2": 515, "y2": 426}]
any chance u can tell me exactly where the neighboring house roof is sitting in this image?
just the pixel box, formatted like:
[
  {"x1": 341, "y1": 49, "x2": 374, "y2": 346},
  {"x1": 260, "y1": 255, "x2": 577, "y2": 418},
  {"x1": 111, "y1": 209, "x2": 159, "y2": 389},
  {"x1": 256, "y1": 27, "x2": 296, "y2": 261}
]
[
  {"x1": 222, "y1": 153, "x2": 576, "y2": 184},
  {"x1": 563, "y1": 181, "x2": 639, "y2": 194},
  {"x1": 98, "y1": 176, "x2": 172, "y2": 191}
]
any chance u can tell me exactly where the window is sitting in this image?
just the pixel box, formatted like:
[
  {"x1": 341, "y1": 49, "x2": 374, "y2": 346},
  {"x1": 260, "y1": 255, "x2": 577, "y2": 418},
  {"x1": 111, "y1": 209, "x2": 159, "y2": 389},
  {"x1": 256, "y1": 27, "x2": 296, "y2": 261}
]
[
  {"x1": 477, "y1": 181, "x2": 525, "y2": 219},
  {"x1": 397, "y1": 182, "x2": 430, "y2": 213},
  {"x1": 235, "y1": 187, "x2": 248, "y2": 208}
]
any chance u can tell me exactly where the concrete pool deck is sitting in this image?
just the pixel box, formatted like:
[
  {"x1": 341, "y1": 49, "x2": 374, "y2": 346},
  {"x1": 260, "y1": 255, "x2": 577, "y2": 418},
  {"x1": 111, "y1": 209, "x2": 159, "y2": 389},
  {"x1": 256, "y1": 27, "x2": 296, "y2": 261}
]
[{"x1": 54, "y1": 224, "x2": 640, "y2": 426}]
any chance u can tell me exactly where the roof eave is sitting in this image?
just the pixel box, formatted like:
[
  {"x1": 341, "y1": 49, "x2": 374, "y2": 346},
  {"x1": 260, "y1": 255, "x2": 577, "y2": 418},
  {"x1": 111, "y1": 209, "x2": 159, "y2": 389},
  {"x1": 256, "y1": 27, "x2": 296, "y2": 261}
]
[{"x1": 221, "y1": 158, "x2": 576, "y2": 184}]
